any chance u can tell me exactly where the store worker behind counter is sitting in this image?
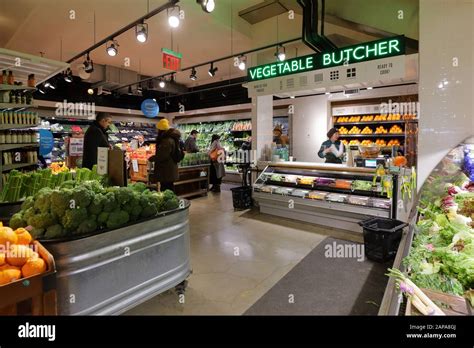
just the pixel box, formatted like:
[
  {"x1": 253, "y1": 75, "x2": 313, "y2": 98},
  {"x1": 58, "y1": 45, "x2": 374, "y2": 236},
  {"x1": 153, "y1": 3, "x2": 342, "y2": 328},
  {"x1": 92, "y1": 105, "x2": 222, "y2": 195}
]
[
  {"x1": 318, "y1": 127, "x2": 345, "y2": 164},
  {"x1": 184, "y1": 130, "x2": 200, "y2": 153},
  {"x1": 82, "y1": 112, "x2": 112, "y2": 169},
  {"x1": 208, "y1": 134, "x2": 226, "y2": 193},
  {"x1": 149, "y1": 119, "x2": 184, "y2": 193}
]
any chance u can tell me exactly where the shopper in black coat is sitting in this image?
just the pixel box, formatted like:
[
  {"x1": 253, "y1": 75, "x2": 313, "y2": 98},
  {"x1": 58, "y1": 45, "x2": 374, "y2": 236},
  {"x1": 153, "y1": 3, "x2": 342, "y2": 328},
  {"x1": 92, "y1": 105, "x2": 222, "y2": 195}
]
[{"x1": 82, "y1": 113, "x2": 112, "y2": 169}]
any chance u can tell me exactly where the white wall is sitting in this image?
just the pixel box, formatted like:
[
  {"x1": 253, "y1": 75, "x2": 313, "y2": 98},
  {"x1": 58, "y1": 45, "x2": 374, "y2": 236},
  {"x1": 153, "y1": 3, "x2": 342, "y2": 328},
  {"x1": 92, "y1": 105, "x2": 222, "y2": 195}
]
[
  {"x1": 418, "y1": 0, "x2": 474, "y2": 188},
  {"x1": 284, "y1": 84, "x2": 419, "y2": 162}
]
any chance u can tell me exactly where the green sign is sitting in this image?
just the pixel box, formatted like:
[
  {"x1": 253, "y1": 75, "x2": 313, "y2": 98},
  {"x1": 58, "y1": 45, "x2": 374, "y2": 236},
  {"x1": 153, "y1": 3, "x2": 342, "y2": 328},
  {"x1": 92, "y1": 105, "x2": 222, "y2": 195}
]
[{"x1": 248, "y1": 36, "x2": 405, "y2": 82}]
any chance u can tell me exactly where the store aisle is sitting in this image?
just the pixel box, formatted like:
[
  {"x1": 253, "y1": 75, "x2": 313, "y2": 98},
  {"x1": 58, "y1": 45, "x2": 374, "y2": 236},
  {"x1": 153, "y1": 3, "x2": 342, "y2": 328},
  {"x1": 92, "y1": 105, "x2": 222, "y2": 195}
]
[{"x1": 125, "y1": 185, "x2": 345, "y2": 315}]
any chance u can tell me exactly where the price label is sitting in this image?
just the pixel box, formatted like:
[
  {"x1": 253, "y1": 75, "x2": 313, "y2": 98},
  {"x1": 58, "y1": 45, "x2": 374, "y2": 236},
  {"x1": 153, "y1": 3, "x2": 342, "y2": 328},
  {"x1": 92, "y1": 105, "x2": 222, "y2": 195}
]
[
  {"x1": 69, "y1": 138, "x2": 84, "y2": 156},
  {"x1": 132, "y1": 159, "x2": 139, "y2": 173},
  {"x1": 97, "y1": 147, "x2": 108, "y2": 175}
]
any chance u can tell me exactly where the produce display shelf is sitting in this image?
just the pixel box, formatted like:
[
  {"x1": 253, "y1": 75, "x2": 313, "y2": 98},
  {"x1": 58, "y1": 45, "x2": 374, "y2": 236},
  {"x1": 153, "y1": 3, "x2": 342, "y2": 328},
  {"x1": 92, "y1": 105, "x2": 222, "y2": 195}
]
[
  {"x1": 0, "y1": 143, "x2": 39, "y2": 151},
  {"x1": 174, "y1": 177, "x2": 208, "y2": 186},
  {"x1": 264, "y1": 179, "x2": 388, "y2": 198},
  {"x1": 0, "y1": 84, "x2": 37, "y2": 91},
  {"x1": 2, "y1": 162, "x2": 37, "y2": 172},
  {"x1": 334, "y1": 120, "x2": 417, "y2": 126},
  {"x1": 178, "y1": 164, "x2": 211, "y2": 170},
  {"x1": 225, "y1": 169, "x2": 240, "y2": 174},
  {"x1": 179, "y1": 189, "x2": 208, "y2": 198},
  {"x1": 0, "y1": 103, "x2": 36, "y2": 110},
  {"x1": 338, "y1": 134, "x2": 405, "y2": 138},
  {"x1": 0, "y1": 124, "x2": 38, "y2": 130}
]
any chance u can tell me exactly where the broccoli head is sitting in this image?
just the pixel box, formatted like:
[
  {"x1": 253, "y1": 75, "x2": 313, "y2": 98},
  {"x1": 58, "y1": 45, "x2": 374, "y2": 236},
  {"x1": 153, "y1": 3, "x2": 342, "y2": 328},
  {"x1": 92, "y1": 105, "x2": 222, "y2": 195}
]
[
  {"x1": 33, "y1": 188, "x2": 53, "y2": 213},
  {"x1": 113, "y1": 187, "x2": 135, "y2": 206},
  {"x1": 10, "y1": 212, "x2": 27, "y2": 230},
  {"x1": 140, "y1": 195, "x2": 158, "y2": 218},
  {"x1": 30, "y1": 227, "x2": 45, "y2": 239},
  {"x1": 129, "y1": 182, "x2": 147, "y2": 193},
  {"x1": 80, "y1": 180, "x2": 105, "y2": 194},
  {"x1": 71, "y1": 185, "x2": 94, "y2": 208},
  {"x1": 50, "y1": 188, "x2": 73, "y2": 218},
  {"x1": 102, "y1": 192, "x2": 118, "y2": 212},
  {"x1": 27, "y1": 212, "x2": 56, "y2": 230},
  {"x1": 97, "y1": 211, "x2": 110, "y2": 226},
  {"x1": 61, "y1": 207, "x2": 88, "y2": 232},
  {"x1": 44, "y1": 224, "x2": 66, "y2": 239},
  {"x1": 106, "y1": 210, "x2": 130, "y2": 230},
  {"x1": 75, "y1": 219, "x2": 98, "y2": 235},
  {"x1": 162, "y1": 190, "x2": 176, "y2": 201},
  {"x1": 88, "y1": 194, "x2": 105, "y2": 215},
  {"x1": 162, "y1": 196, "x2": 180, "y2": 211},
  {"x1": 21, "y1": 196, "x2": 35, "y2": 210},
  {"x1": 23, "y1": 207, "x2": 37, "y2": 223}
]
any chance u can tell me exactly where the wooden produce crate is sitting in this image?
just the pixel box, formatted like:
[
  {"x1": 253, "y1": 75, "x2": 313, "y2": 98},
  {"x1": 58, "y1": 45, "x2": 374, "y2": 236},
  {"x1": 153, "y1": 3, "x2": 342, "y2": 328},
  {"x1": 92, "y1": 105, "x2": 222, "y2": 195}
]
[
  {"x1": 0, "y1": 241, "x2": 57, "y2": 315},
  {"x1": 406, "y1": 288, "x2": 472, "y2": 316},
  {"x1": 129, "y1": 158, "x2": 149, "y2": 182}
]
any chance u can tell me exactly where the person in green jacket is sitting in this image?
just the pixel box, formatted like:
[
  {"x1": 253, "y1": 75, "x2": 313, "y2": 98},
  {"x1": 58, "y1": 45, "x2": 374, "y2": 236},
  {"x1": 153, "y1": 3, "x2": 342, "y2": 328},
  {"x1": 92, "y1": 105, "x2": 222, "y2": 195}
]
[{"x1": 318, "y1": 128, "x2": 345, "y2": 164}]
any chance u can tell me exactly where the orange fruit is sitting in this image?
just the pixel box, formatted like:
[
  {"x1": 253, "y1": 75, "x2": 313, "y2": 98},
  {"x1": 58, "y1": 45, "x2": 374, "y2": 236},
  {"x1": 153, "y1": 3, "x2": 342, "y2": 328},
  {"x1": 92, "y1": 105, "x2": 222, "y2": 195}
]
[
  {"x1": 6, "y1": 245, "x2": 37, "y2": 267},
  {"x1": 22, "y1": 256, "x2": 47, "y2": 278},
  {"x1": 0, "y1": 252, "x2": 5, "y2": 266},
  {"x1": 0, "y1": 265, "x2": 22, "y2": 285},
  {"x1": 15, "y1": 228, "x2": 32, "y2": 245},
  {"x1": 0, "y1": 227, "x2": 17, "y2": 246}
]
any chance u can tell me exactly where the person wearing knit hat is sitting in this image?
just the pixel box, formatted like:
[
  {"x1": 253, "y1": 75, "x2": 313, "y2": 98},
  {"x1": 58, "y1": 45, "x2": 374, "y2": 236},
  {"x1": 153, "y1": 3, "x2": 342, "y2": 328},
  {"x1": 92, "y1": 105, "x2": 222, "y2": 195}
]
[
  {"x1": 149, "y1": 119, "x2": 183, "y2": 192},
  {"x1": 317, "y1": 127, "x2": 345, "y2": 164}
]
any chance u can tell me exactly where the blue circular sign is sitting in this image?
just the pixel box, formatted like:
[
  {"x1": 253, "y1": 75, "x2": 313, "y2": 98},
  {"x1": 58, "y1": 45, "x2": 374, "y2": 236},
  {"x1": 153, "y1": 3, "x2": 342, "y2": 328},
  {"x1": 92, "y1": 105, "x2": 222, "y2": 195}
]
[
  {"x1": 141, "y1": 99, "x2": 160, "y2": 118},
  {"x1": 39, "y1": 129, "x2": 54, "y2": 156}
]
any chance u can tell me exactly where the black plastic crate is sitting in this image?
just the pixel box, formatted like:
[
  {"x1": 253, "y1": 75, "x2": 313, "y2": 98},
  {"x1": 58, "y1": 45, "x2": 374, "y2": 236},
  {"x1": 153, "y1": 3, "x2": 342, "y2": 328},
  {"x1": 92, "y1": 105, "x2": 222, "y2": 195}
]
[
  {"x1": 230, "y1": 186, "x2": 253, "y2": 210},
  {"x1": 358, "y1": 217, "x2": 408, "y2": 262}
]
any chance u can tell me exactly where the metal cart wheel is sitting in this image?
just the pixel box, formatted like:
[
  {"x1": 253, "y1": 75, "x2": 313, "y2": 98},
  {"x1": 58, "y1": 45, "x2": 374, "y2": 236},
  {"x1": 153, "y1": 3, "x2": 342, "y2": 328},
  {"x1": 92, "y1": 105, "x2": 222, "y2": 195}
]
[{"x1": 175, "y1": 280, "x2": 188, "y2": 295}]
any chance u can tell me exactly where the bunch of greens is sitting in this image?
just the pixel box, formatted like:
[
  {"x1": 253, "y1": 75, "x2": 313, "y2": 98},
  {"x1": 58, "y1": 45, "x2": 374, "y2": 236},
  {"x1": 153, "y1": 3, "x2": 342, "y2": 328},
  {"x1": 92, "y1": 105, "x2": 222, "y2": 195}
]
[{"x1": 9, "y1": 181, "x2": 181, "y2": 240}]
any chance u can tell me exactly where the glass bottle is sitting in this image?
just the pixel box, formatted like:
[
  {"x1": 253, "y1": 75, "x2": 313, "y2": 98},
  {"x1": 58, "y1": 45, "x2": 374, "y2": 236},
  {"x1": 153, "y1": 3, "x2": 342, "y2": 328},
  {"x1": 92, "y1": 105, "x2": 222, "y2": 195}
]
[
  {"x1": 11, "y1": 130, "x2": 17, "y2": 144},
  {"x1": 1, "y1": 70, "x2": 6, "y2": 84},
  {"x1": 7, "y1": 71, "x2": 14, "y2": 85},
  {"x1": 5, "y1": 131, "x2": 11, "y2": 144}
]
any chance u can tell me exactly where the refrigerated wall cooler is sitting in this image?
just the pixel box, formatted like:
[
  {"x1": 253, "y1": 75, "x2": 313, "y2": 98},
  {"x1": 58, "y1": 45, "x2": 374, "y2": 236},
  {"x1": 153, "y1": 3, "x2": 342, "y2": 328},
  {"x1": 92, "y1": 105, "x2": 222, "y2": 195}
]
[{"x1": 253, "y1": 162, "x2": 414, "y2": 233}]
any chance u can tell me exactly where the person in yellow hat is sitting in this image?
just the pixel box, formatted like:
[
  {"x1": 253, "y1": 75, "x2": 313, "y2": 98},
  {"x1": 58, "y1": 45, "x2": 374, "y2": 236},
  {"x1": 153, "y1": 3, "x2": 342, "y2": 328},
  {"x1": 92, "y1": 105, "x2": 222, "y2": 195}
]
[{"x1": 149, "y1": 119, "x2": 184, "y2": 192}]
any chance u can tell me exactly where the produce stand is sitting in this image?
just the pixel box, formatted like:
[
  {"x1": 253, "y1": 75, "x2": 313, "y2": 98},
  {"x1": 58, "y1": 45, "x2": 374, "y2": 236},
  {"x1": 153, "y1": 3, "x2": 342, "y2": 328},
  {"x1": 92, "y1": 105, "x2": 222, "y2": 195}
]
[
  {"x1": 379, "y1": 137, "x2": 474, "y2": 315},
  {"x1": 253, "y1": 162, "x2": 414, "y2": 233},
  {"x1": 175, "y1": 164, "x2": 210, "y2": 198},
  {"x1": 41, "y1": 201, "x2": 191, "y2": 315},
  {"x1": 0, "y1": 241, "x2": 57, "y2": 315}
]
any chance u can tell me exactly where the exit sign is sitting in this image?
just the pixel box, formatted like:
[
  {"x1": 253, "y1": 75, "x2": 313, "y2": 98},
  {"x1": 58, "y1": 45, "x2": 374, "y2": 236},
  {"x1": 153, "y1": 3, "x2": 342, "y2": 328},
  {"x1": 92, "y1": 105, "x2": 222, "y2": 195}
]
[
  {"x1": 248, "y1": 36, "x2": 405, "y2": 82},
  {"x1": 162, "y1": 48, "x2": 182, "y2": 71}
]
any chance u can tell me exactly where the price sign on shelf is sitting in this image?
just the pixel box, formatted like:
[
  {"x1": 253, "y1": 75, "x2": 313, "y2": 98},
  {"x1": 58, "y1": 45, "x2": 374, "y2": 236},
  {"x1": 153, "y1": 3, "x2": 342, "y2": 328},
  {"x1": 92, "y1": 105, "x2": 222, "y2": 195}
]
[
  {"x1": 132, "y1": 159, "x2": 139, "y2": 173},
  {"x1": 69, "y1": 138, "x2": 84, "y2": 156},
  {"x1": 97, "y1": 147, "x2": 109, "y2": 175}
]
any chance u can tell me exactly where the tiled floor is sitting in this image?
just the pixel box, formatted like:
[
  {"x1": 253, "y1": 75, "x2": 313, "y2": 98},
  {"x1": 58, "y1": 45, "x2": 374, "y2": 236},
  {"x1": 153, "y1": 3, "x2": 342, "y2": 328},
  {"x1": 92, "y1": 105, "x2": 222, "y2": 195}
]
[{"x1": 125, "y1": 185, "x2": 361, "y2": 315}]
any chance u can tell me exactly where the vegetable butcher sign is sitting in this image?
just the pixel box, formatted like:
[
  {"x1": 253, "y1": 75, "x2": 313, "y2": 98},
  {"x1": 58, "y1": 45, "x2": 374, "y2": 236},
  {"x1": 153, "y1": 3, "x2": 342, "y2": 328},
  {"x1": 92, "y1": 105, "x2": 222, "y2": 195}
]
[{"x1": 247, "y1": 36, "x2": 405, "y2": 82}]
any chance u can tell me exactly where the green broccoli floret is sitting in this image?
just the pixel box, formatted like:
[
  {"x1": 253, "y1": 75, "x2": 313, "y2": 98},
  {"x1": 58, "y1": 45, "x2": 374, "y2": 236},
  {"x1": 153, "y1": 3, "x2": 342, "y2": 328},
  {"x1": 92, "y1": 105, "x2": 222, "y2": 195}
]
[
  {"x1": 162, "y1": 190, "x2": 176, "y2": 201},
  {"x1": 30, "y1": 227, "x2": 45, "y2": 239},
  {"x1": 130, "y1": 205, "x2": 143, "y2": 221},
  {"x1": 129, "y1": 182, "x2": 147, "y2": 193},
  {"x1": 44, "y1": 224, "x2": 66, "y2": 239},
  {"x1": 23, "y1": 207, "x2": 37, "y2": 222},
  {"x1": 97, "y1": 212, "x2": 110, "y2": 226},
  {"x1": 140, "y1": 196, "x2": 158, "y2": 218},
  {"x1": 61, "y1": 207, "x2": 88, "y2": 232},
  {"x1": 75, "y1": 219, "x2": 98, "y2": 235},
  {"x1": 50, "y1": 188, "x2": 73, "y2": 219},
  {"x1": 10, "y1": 212, "x2": 27, "y2": 230},
  {"x1": 21, "y1": 196, "x2": 35, "y2": 210},
  {"x1": 71, "y1": 185, "x2": 94, "y2": 208},
  {"x1": 88, "y1": 194, "x2": 105, "y2": 215},
  {"x1": 80, "y1": 180, "x2": 105, "y2": 194},
  {"x1": 27, "y1": 212, "x2": 56, "y2": 229},
  {"x1": 106, "y1": 210, "x2": 130, "y2": 229},
  {"x1": 113, "y1": 187, "x2": 135, "y2": 206},
  {"x1": 34, "y1": 188, "x2": 53, "y2": 213},
  {"x1": 102, "y1": 192, "x2": 117, "y2": 212},
  {"x1": 60, "y1": 180, "x2": 76, "y2": 189},
  {"x1": 149, "y1": 192, "x2": 165, "y2": 211},
  {"x1": 161, "y1": 190, "x2": 180, "y2": 211}
]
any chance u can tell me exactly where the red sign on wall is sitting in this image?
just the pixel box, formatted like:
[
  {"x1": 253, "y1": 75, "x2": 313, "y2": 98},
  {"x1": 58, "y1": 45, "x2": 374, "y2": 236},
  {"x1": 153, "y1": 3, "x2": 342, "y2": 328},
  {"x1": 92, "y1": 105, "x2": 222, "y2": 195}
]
[{"x1": 162, "y1": 48, "x2": 182, "y2": 71}]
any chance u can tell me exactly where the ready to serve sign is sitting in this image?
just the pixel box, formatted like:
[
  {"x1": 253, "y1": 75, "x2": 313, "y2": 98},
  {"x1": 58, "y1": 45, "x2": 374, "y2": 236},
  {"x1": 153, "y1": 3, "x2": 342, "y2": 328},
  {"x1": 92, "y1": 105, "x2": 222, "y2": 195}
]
[{"x1": 248, "y1": 36, "x2": 405, "y2": 82}]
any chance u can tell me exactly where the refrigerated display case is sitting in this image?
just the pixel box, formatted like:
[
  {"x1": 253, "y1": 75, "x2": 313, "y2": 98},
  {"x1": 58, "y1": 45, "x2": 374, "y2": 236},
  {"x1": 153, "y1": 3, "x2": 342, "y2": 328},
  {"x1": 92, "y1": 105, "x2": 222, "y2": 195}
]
[
  {"x1": 253, "y1": 162, "x2": 414, "y2": 233},
  {"x1": 379, "y1": 136, "x2": 474, "y2": 316}
]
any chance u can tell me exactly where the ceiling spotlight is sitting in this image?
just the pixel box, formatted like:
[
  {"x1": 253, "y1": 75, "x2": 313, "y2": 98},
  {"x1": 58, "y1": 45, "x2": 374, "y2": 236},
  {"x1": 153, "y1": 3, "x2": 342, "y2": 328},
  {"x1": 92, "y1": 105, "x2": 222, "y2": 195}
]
[
  {"x1": 87, "y1": 88, "x2": 94, "y2": 95},
  {"x1": 190, "y1": 67, "x2": 197, "y2": 80},
  {"x1": 208, "y1": 62, "x2": 218, "y2": 77},
  {"x1": 197, "y1": 0, "x2": 215, "y2": 13},
  {"x1": 63, "y1": 68, "x2": 73, "y2": 83},
  {"x1": 325, "y1": 92, "x2": 330, "y2": 95},
  {"x1": 106, "y1": 40, "x2": 119, "y2": 56},
  {"x1": 136, "y1": 23, "x2": 148, "y2": 43},
  {"x1": 276, "y1": 45, "x2": 286, "y2": 62},
  {"x1": 44, "y1": 80, "x2": 56, "y2": 90},
  {"x1": 83, "y1": 53, "x2": 94, "y2": 73},
  {"x1": 37, "y1": 84, "x2": 46, "y2": 94},
  {"x1": 237, "y1": 55, "x2": 247, "y2": 71},
  {"x1": 367, "y1": 87, "x2": 373, "y2": 90},
  {"x1": 159, "y1": 80, "x2": 166, "y2": 88},
  {"x1": 168, "y1": 7, "x2": 180, "y2": 28}
]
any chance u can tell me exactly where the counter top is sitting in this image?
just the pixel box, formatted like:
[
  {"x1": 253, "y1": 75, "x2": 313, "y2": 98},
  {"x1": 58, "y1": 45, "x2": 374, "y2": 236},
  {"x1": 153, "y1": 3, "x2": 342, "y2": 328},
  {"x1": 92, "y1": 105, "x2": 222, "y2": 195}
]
[{"x1": 257, "y1": 161, "x2": 378, "y2": 174}]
